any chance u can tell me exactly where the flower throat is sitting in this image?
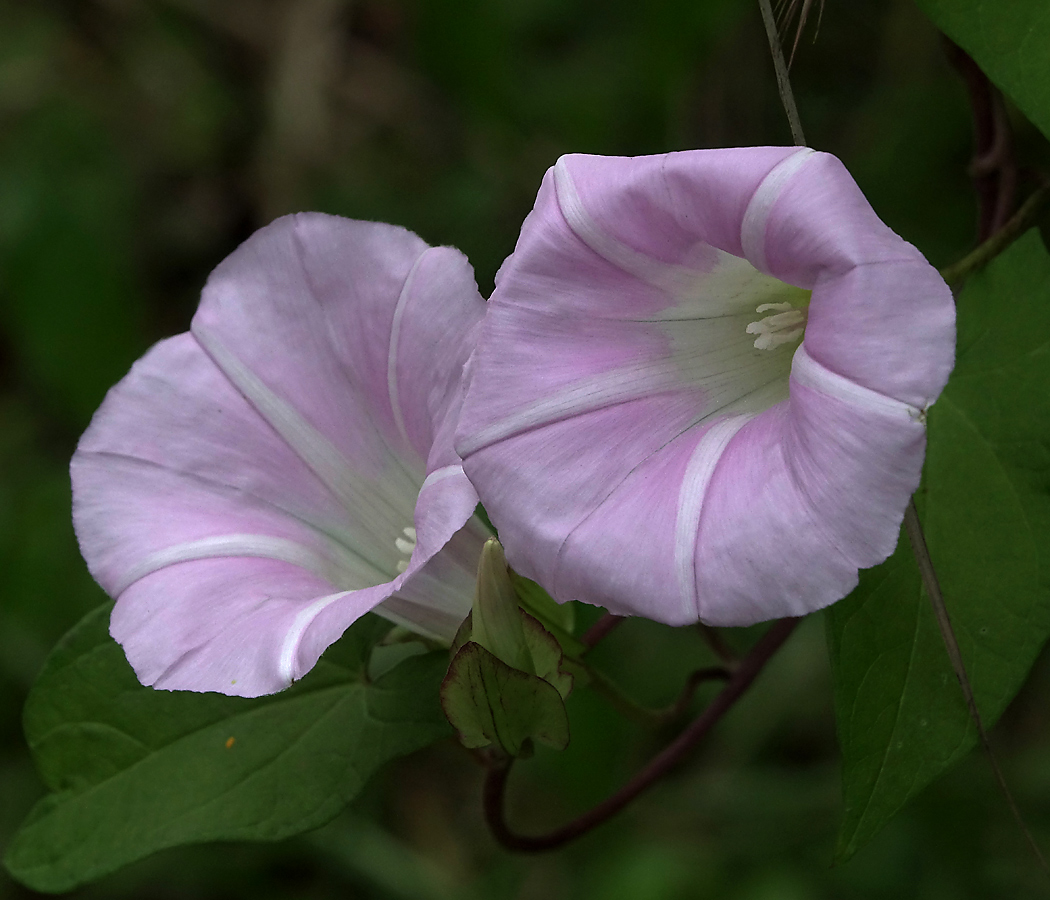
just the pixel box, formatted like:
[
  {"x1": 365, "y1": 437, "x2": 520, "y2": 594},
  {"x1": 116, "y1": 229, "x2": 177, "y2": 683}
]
[{"x1": 746, "y1": 284, "x2": 811, "y2": 351}]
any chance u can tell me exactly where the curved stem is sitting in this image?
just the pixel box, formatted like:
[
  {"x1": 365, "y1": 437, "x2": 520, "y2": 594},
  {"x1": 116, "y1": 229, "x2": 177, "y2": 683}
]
[
  {"x1": 659, "y1": 667, "x2": 733, "y2": 722},
  {"x1": 939, "y1": 180, "x2": 1050, "y2": 285},
  {"x1": 585, "y1": 663, "x2": 731, "y2": 728},
  {"x1": 580, "y1": 613, "x2": 626, "y2": 650},
  {"x1": 697, "y1": 622, "x2": 740, "y2": 668},
  {"x1": 944, "y1": 40, "x2": 1018, "y2": 243},
  {"x1": 483, "y1": 617, "x2": 800, "y2": 853}
]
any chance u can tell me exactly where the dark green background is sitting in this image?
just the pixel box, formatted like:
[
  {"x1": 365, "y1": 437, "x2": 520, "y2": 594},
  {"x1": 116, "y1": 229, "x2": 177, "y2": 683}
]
[{"x1": 2, "y1": 0, "x2": 1049, "y2": 897}]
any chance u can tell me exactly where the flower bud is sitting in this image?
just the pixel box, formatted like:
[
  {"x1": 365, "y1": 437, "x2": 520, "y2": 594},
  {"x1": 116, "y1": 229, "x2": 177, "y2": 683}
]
[{"x1": 470, "y1": 538, "x2": 533, "y2": 674}]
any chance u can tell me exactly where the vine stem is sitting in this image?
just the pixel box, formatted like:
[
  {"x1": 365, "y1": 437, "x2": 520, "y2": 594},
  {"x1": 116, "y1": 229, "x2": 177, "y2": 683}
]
[
  {"x1": 944, "y1": 41, "x2": 1017, "y2": 242},
  {"x1": 483, "y1": 618, "x2": 800, "y2": 852},
  {"x1": 580, "y1": 613, "x2": 626, "y2": 650},
  {"x1": 758, "y1": 0, "x2": 806, "y2": 147},
  {"x1": 584, "y1": 663, "x2": 731, "y2": 729},
  {"x1": 697, "y1": 622, "x2": 739, "y2": 667},
  {"x1": 939, "y1": 180, "x2": 1050, "y2": 284}
]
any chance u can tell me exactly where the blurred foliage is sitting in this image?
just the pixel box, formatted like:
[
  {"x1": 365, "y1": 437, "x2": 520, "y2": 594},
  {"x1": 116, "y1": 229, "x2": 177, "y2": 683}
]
[{"x1": 1, "y1": 0, "x2": 1049, "y2": 897}]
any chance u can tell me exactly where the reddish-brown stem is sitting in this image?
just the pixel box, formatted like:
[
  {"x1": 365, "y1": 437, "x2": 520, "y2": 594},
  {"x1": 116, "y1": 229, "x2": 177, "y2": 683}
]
[
  {"x1": 580, "y1": 613, "x2": 626, "y2": 650},
  {"x1": 660, "y1": 666, "x2": 732, "y2": 722},
  {"x1": 944, "y1": 40, "x2": 1017, "y2": 243},
  {"x1": 583, "y1": 662, "x2": 731, "y2": 728},
  {"x1": 696, "y1": 622, "x2": 740, "y2": 668},
  {"x1": 939, "y1": 180, "x2": 1050, "y2": 284},
  {"x1": 483, "y1": 617, "x2": 800, "y2": 852}
]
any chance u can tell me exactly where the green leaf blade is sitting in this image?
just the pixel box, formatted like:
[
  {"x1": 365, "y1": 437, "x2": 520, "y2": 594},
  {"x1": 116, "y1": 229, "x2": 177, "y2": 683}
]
[
  {"x1": 827, "y1": 541, "x2": 973, "y2": 859},
  {"x1": 828, "y1": 231, "x2": 1050, "y2": 860},
  {"x1": 915, "y1": 0, "x2": 1050, "y2": 140},
  {"x1": 4, "y1": 606, "x2": 451, "y2": 893}
]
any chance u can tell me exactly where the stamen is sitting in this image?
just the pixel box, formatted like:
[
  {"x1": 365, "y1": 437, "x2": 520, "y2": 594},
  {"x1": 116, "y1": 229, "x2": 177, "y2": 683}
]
[
  {"x1": 746, "y1": 303, "x2": 807, "y2": 351},
  {"x1": 394, "y1": 525, "x2": 418, "y2": 574}
]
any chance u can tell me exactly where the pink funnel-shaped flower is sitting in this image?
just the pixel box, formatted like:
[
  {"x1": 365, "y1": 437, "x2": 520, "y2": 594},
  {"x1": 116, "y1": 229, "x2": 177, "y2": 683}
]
[
  {"x1": 456, "y1": 148, "x2": 955, "y2": 626},
  {"x1": 73, "y1": 214, "x2": 489, "y2": 696}
]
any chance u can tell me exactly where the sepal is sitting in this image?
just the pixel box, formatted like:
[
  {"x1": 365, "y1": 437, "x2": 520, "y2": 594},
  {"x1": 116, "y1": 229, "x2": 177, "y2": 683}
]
[
  {"x1": 441, "y1": 540, "x2": 574, "y2": 757},
  {"x1": 439, "y1": 641, "x2": 569, "y2": 758}
]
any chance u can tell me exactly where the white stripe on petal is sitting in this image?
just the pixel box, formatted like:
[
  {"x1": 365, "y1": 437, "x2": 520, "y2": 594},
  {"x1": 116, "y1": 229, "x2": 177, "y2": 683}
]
[
  {"x1": 193, "y1": 326, "x2": 412, "y2": 561},
  {"x1": 279, "y1": 591, "x2": 348, "y2": 684},
  {"x1": 420, "y1": 463, "x2": 465, "y2": 490},
  {"x1": 674, "y1": 416, "x2": 751, "y2": 620},
  {"x1": 554, "y1": 158, "x2": 708, "y2": 297},
  {"x1": 193, "y1": 327, "x2": 359, "y2": 508},
  {"x1": 458, "y1": 362, "x2": 677, "y2": 456},
  {"x1": 388, "y1": 250, "x2": 429, "y2": 449},
  {"x1": 80, "y1": 449, "x2": 398, "y2": 589},
  {"x1": 740, "y1": 148, "x2": 817, "y2": 273},
  {"x1": 791, "y1": 343, "x2": 922, "y2": 421},
  {"x1": 112, "y1": 534, "x2": 386, "y2": 596},
  {"x1": 459, "y1": 321, "x2": 794, "y2": 458}
]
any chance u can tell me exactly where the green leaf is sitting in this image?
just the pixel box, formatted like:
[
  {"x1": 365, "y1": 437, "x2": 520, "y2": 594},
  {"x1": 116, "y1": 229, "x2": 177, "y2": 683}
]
[
  {"x1": 914, "y1": 0, "x2": 1050, "y2": 140},
  {"x1": 4, "y1": 605, "x2": 451, "y2": 893},
  {"x1": 827, "y1": 230, "x2": 1050, "y2": 859},
  {"x1": 440, "y1": 642, "x2": 570, "y2": 758}
]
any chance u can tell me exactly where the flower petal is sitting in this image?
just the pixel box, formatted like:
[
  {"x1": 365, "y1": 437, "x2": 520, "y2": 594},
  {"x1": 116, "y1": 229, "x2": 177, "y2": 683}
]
[
  {"x1": 457, "y1": 149, "x2": 954, "y2": 626},
  {"x1": 756, "y1": 152, "x2": 955, "y2": 407},
  {"x1": 74, "y1": 215, "x2": 486, "y2": 695},
  {"x1": 693, "y1": 360, "x2": 927, "y2": 625},
  {"x1": 113, "y1": 558, "x2": 383, "y2": 696}
]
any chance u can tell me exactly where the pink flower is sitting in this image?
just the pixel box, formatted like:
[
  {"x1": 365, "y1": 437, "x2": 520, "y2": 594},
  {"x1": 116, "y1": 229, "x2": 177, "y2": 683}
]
[
  {"x1": 73, "y1": 214, "x2": 489, "y2": 696},
  {"x1": 456, "y1": 148, "x2": 955, "y2": 626}
]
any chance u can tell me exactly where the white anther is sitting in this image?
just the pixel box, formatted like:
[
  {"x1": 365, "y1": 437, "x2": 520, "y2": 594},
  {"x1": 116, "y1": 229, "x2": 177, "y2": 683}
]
[
  {"x1": 746, "y1": 305, "x2": 807, "y2": 351},
  {"x1": 394, "y1": 525, "x2": 418, "y2": 574}
]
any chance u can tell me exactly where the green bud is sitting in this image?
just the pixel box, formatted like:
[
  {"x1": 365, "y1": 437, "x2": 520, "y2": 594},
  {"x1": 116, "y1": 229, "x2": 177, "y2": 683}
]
[
  {"x1": 470, "y1": 539, "x2": 533, "y2": 674},
  {"x1": 440, "y1": 540, "x2": 577, "y2": 758}
]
